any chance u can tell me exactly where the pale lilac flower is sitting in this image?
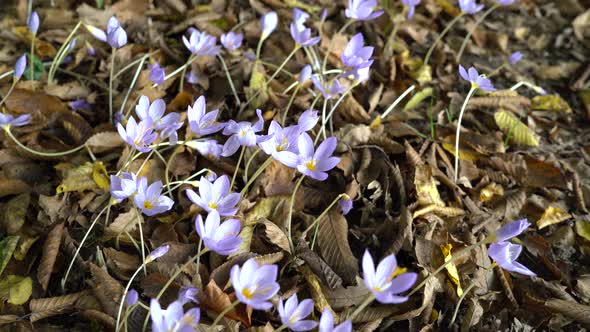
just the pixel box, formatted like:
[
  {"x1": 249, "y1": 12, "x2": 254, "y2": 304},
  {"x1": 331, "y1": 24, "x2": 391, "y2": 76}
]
[
  {"x1": 230, "y1": 258, "x2": 280, "y2": 310},
  {"x1": 134, "y1": 177, "x2": 174, "y2": 216},
  {"x1": 459, "y1": 65, "x2": 495, "y2": 92},
  {"x1": 158, "y1": 112, "x2": 183, "y2": 145},
  {"x1": 178, "y1": 287, "x2": 199, "y2": 305},
  {"x1": 183, "y1": 29, "x2": 220, "y2": 56},
  {"x1": 342, "y1": 33, "x2": 373, "y2": 69},
  {"x1": 126, "y1": 289, "x2": 138, "y2": 305},
  {"x1": 86, "y1": 42, "x2": 96, "y2": 56},
  {"x1": 85, "y1": 24, "x2": 107, "y2": 42},
  {"x1": 187, "y1": 95, "x2": 225, "y2": 136},
  {"x1": 319, "y1": 308, "x2": 352, "y2": 332},
  {"x1": 70, "y1": 99, "x2": 91, "y2": 111},
  {"x1": 221, "y1": 108, "x2": 268, "y2": 157},
  {"x1": 345, "y1": 64, "x2": 372, "y2": 83},
  {"x1": 290, "y1": 23, "x2": 321, "y2": 47},
  {"x1": 259, "y1": 121, "x2": 301, "y2": 165},
  {"x1": 487, "y1": 219, "x2": 535, "y2": 276},
  {"x1": 509, "y1": 51, "x2": 523, "y2": 65},
  {"x1": 150, "y1": 298, "x2": 200, "y2": 332},
  {"x1": 185, "y1": 175, "x2": 240, "y2": 217},
  {"x1": 106, "y1": 16, "x2": 127, "y2": 48},
  {"x1": 260, "y1": 11, "x2": 278, "y2": 40},
  {"x1": 293, "y1": 8, "x2": 310, "y2": 29},
  {"x1": 320, "y1": 9, "x2": 328, "y2": 23},
  {"x1": 280, "y1": 133, "x2": 340, "y2": 181},
  {"x1": 14, "y1": 54, "x2": 27, "y2": 80},
  {"x1": 187, "y1": 139, "x2": 224, "y2": 159},
  {"x1": 345, "y1": 0, "x2": 383, "y2": 21},
  {"x1": 220, "y1": 32, "x2": 243, "y2": 51},
  {"x1": 494, "y1": 219, "x2": 530, "y2": 242},
  {"x1": 402, "y1": 0, "x2": 421, "y2": 18},
  {"x1": 297, "y1": 109, "x2": 319, "y2": 132},
  {"x1": 340, "y1": 197, "x2": 353, "y2": 215},
  {"x1": 0, "y1": 113, "x2": 31, "y2": 128},
  {"x1": 311, "y1": 77, "x2": 345, "y2": 100},
  {"x1": 117, "y1": 117, "x2": 158, "y2": 153},
  {"x1": 362, "y1": 250, "x2": 417, "y2": 304},
  {"x1": 186, "y1": 68, "x2": 200, "y2": 84},
  {"x1": 195, "y1": 210, "x2": 241, "y2": 255},
  {"x1": 109, "y1": 172, "x2": 138, "y2": 202},
  {"x1": 147, "y1": 244, "x2": 170, "y2": 262},
  {"x1": 149, "y1": 63, "x2": 165, "y2": 85},
  {"x1": 135, "y1": 96, "x2": 165, "y2": 124},
  {"x1": 28, "y1": 11, "x2": 39, "y2": 35},
  {"x1": 277, "y1": 294, "x2": 317, "y2": 331},
  {"x1": 458, "y1": 0, "x2": 484, "y2": 14},
  {"x1": 299, "y1": 65, "x2": 312, "y2": 84},
  {"x1": 497, "y1": 0, "x2": 515, "y2": 5}
]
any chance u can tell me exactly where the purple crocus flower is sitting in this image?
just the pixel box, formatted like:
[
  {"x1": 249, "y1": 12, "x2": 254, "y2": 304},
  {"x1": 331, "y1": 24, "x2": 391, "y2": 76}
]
[
  {"x1": 339, "y1": 197, "x2": 353, "y2": 215},
  {"x1": 185, "y1": 175, "x2": 240, "y2": 217},
  {"x1": 293, "y1": 8, "x2": 310, "y2": 28},
  {"x1": 345, "y1": 0, "x2": 384, "y2": 21},
  {"x1": 158, "y1": 112, "x2": 183, "y2": 145},
  {"x1": 109, "y1": 172, "x2": 138, "y2": 202},
  {"x1": 187, "y1": 139, "x2": 224, "y2": 159},
  {"x1": 187, "y1": 95, "x2": 225, "y2": 136},
  {"x1": 106, "y1": 16, "x2": 127, "y2": 48},
  {"x1": 290, "y1": 23, "x2": 321, "y2": 47},
  {"x1": 135, "y1": 96, "x2": 165, "y2": 124},
  {"x1": 319, "y1": 308, "x2": 352, "y2": 332},
  {"x1": 0, "y1": 113, "x2": 31, "y2": 128},
  {"x1": 14, "y1": 54, "x2": 27, "y2": 80},
  {"x1": 259, "y1": 121, "x2": 301, "y2": 165},
  {"x1": 195, "y1": 210, "x2": 241, "y2": 255},
  {"x1": 148, "y1": 63, "x2": 165, "y2": 85},
  {"x1": 260, "y1": 11, "x2": 278, "y2": 40},
  {"x1": 342, "y1": 33, "x2": 373, "y2": 69},
  {"x1": 147, "y1": 244, "x2": 170, "y2": 262},
  {"x1": 487, "y1": 219, "x2": 535, "y2": 276},
  {"x1": 28, "y1": 11, "x2": 39, "y2": 35},
  {"x1": 458, "y1": 65, "x2": 495, "y2": 92},
  {"x1": 277, "y1": 294, "x2": 317, "y2": 331},
  {"x1": 186, "y1": 69, "x2": 200, "y2": 84},
  {"x1": 402, "y1": 0, "x2": 421, "y2": 18},
  {"x1": 299, "y1": 65, "x2": 312, "y2": 84},
  {"x1": 362, "y1": 250, "x2": 417, "y2": 304},
  {"x1": 458, "y1": 0, "x2": 484, "y2": 14},
  {"x1": 311, "y1": 77, "x2": 345, "y2": 100},
  {"x1": 85, "y1": 24, "x2": 107, "y2": 42},
  {"x1": 150, "y1": 299, "x2": 200, "y2": 332},
  {"x1": 509, "y1": 51, "x2": 523, "y2": 65},
  {"x1": 297, "y1": 109, "x2": 319, "y2": 132},
  {"x1": 221, "y1": 108, "x2": 268, "y2": 157},
  {"x1": 220, "y1": 32, "x2": 243, "y2": 51},
  {"x1": 126, "y1": 289, "x2": 138, "y2": 306},
  {"x1": 70, "y1": 99, "x2": 91, "y2": 111},
  {"x1": 497, "y1": 0, "x2": 515, "y2": 5},
  {"x1": 182, "y1": 29, "x2": 220, "y2": 56},
  {"x1": 133, "y1": 177, "x2": 174, "y2": 216},
  {"x1": 280, "y1": 133, "x2": 340, "y2": 181},
  {"x1": 230, "y1": 258, "x2": 280, "y2": 310},
  {"x1": 178, "y1": 287, "x2": 199, "y2": 305},
  {"x1": 117, "y1": 117, "x2": 158, "y2": 153}
]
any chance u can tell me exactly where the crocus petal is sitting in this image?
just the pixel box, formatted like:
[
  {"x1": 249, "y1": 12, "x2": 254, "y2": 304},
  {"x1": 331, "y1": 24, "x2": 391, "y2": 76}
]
[
  {"x1": 495, "y1": 219, "x2": 530, "y2": 242},
  {"x1": 389, "y1": 272, "x2": 418, "y2": 294}
]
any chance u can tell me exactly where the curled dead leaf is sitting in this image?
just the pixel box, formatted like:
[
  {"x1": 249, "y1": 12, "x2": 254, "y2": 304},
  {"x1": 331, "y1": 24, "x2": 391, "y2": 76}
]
[{"x1": 38, "y1": 223, "x2": 64, "y2": 292}]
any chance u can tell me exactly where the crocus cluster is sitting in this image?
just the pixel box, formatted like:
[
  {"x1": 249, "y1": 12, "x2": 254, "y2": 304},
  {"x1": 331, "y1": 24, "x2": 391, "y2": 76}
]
[
  {"x1": 87, "y1": 16, "x2": 127, "y2": 48},
  {"x1": 150, "y1": 289, "x2": 200, "y2": 332},
  {"x1": 109, "y1": 172, "x2": 173, "y2": 216},
  {"x1": 487, "y1": 219, "x2": 535, "y2": 276}
]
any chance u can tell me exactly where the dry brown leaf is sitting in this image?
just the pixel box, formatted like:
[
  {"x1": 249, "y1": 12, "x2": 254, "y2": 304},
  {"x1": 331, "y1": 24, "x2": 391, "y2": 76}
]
[
  {"x1": 414, "y1": 165, "x2": 444, "y2": 207},
  {"x1": 30, "y1": 291, "x2": 89, "y2": 322},
  {"x1": 1, "y1": 193, "x2": 30, "y2": 235},
  {"x1": 0, "y1": 178, "x2": 30, "y2": 198},
  {"x1": 104, "y1": 248, "x2": 140, "y2": 280},
  {"x1": 536, "y1": 206, "x2": 572, "y2": 230},
  {"x1": 296, "y1": 240, "x2": 343, "y2": 289},
  {"x1": 88, "y1": 263, "x2": 124, "y2": 317},
  {"x1": 260, "y1": 218, "x2": 291, "y2": 253},
  {"x1": 85, "y1": 132, "x2": 125, "y2": 153},
  {"x1": 544, "y1": 299, "x2": 590, "y2": 324},
  {"x1": 202, "y1": 280, "x2": 251, "y2": 327},
  {"x1": 37, "y1": 223, "x2": 64, "y2": 292},
  {"x1": 299, "y1": 264, "x2": 332, "y2": 314},
  {"x1": 106, "y1": 209, "x2": 140, "y2": 236}
]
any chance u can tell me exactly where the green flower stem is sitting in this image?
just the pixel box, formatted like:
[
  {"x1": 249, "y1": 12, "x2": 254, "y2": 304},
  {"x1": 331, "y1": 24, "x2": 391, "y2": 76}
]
[
  {"x1": 114, "y1": 51, "x2": 159, "y2": 79},
  {"x1": 161, "y1": 54, "x2": 198, "y2": 86},
  {"x1": 453, "y1": 86, "x2": 477, "y2": 183},
  {"x1": 116, "y1": 259, "x2": 154, "y2": 332},
  {"x1": 321, "y1": 20, "x2": 355, "y2": 74},
  {"x1": 240, "y1": 156, "x2": 273, "y2": 197},
  {"x1": 302, "y1": 193, "x2": 347, "y2": 250},
  {"x1": 177, "y1": 54, "x2": 196, "y2": 92},
  {"x1": 456, "y1": 4, "x2": 500, "y2": 63},
  {"x1": 348, "y1": 293, "x2": 376, "y2": 321},
  {"x1": 273, "y1": 325, "x2": 287, "y2": 332},
  {"x1": 487, "y1": 63, "x2": 508, "y2": 78},
  {"x1": 380, "y1": 85, "x2": 416, "y2": 119},
  {"x1": 317, "y1": 99, "x2": 328, "y2": 143},
  {"x1": 281, "y1": 84, "x2": 301, "y2": 126},
  {"x1": 4, "y1": 126, "x2": 86, "y2": 157},
  {"x1": 217, "y1": 54, "x2": 241, "y2": 106},
  {"x1": 119, "y1": 55, "x2": 148, "y2": 115},
  {"x1": 48, "y1": 21, "x2": 82, "y2": 84},
  {"x1": 243, "y1": 147, "x2": 262, "y2": 184},
  {"x1": 287, "y1": 176, "x2": 305, "y2": 253},
  {"x1": 231, "y1": 146, "x2": 246, "y2": 190},
  {"x1": 109, "y1": 47, "x2": 116, "y2": 122},
  {"x1": 210, "y1": 299, "x2": 240, "y2": 329},
  {"x1": 424, "y1": 13, "x2": 465, "y2": 67},
  {"x1": 62, "y1": 203, "x2": 111, "y2": 290},
  {"x1": 134, "y1": 207, "x2": 147, "y2": 275},
  {"x1": 29, "y1": 38, "x2": 35, "y2": 80}
]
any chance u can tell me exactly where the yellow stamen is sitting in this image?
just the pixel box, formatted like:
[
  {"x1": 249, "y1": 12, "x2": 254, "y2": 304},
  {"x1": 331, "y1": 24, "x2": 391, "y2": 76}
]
[
  {"x1": 305, "y1": 160, "x2": 317, "y2": 171},
  {"x1": 143, "y1": 201, "x2": 153, "y2": 210}
]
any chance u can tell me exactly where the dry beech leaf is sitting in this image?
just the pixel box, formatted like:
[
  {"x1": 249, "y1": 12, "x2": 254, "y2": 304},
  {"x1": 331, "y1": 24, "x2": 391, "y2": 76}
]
[
  {"x1": 536, "y1": 206, "x2": 572, "y2": 230},
  {"x1": 494, "y1": 111, "x2": 539, "y2": 146},
  {"x1": 531, "y1": 95, "x2": 572, "y2": 113},
  {"x1": 106, "y1": 209, "x2": 140, "y2": 236},
  {"x1": 440, "y1": 244, "x2": 463, "y2": 297},
  {"x1": 296, "y1": 240, "x2": 343, "y2": 289},
  {"x1": 544, "y1": 298, "x2": 590, "y2": 324},
  {"x1": 104, "y1": 248, "x2": 140, "y2": 280},
  {"x1": 324, "y1": 277, "x2": 370, "y2": 310},
  {"x1": 299, "y1": 264, "x2": 332, "y2": 314},
  {"x1": 0, "y1": 178, "x2": 30, "y2": 198},
  {"x1": 415, "y1": 165, "x2": 444, "y2": 207},
  {"x1": 88, "y1": 263, "x2": 123, "y2": 317},
  {"x1": 315, "y1": 210, "x2": 358, "y2": 285},
  {"x1": 30, "y1": 291, "x2": 90, "y2": 322},
  {"x1": 0, "y1": 236, "x2": 20, "y2": 277},
  {"x1": 1, "y1": 193, "x2": 30, "y2": 235},
  {"x1": 38, "y1": 223, "x2": 64, "y2": 292},
  {"x1": 56, "y1": 162, "x2": 110, "y2": 194},
  {"x1": 85, "y1": 132, "x2": 125, "y2": 153},
  {"x1": 202, "y1": 280, "x2": 251, "y2": 327}
]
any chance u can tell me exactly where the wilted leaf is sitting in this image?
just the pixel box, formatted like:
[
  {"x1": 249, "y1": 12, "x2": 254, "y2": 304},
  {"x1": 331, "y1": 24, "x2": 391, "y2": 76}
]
[
  {"x1": 441, "y1": 244, "x2": 463, "y2": 297},
  {"x1": 531, "y1": 95, "x2": 572, "y2": 113},
  {"x1": 536, "y1": 206, "x2": 572, "y2": 230},
  {"x1": 57, "y1": 162, "x2": 110, "y2": 193},
  {"x1": 442, "y1": 137, "x2": 481, "y2": 161},
  {"x1": 0, "y1": 275, "x2": 32, "y2": 305},
  {"x1": 415, "y1": 165, "x2": 444, "y2": 207},
  {"x1": 30, "y1": 291, "x2": 88, "y2": 322},
  {"x1": 202, "y1": 280, "x2": 250, "y2": 327},
  {"x1": 575, "y1": 220, "x2": 590, "y2": 242},
  {"x1": 544, "y1": 298, "x2": 590, "y2": 324},
  {"x1": 480, "y1": 182, "x2": 504, "y2": 203},
  {"x1": 494, "y1": 110, "x2": 539, "y2": 146},
  {"x1": 403, "y1": 87, "x2": 432, "y2": 112},
  {"x1": 86, "y1": 132, "x2": 125, "y2": 153},
  {"x1": 38, "y1": 223, "x2": 64, "y2": 291},
  {"x1": 2, "y1": 193, "x2": 30, "y2": 235},
  {"x1": 0, "y1": 236, "x2": 19, "y2": 277}
]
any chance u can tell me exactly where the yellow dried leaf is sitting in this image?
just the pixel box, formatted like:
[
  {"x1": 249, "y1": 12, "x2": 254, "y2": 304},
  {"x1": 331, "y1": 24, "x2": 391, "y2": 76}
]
[
  {"x1": 531, "y1": 95, "x2": 572, "y2": 113},
  {"x1": 442, "y1": 137, "x2": 481, "y2": 161},
  {"x1": 12, "y1": 27, "x2": 57, "y2": 58},
  {"x1": 0, "y1": 275, "x2": 32, "y2": 305},
  {"x1": 92, "y1": 162, "x2": 110, "y2": 191},
  {"x1": 575, "y1": 220, "x2": 590, "y2": 242},
  {"x1": 57, "y1": 162, "x2": 109, "y2": 193},
  {"x1": 480, "y1": 182, "x2": 504, "y2": 203},
  {"x1": 494, "y1": 111, "x2": 539, "y2": 146},
  {"x1": 440, "y1": 244, "x2": 463, "y2": 297},
  {"x1": 413, "y1": 64, "x2": 432, "y2": 85},
  {"x1": 414, "y1": 165, "x2": 444, "y2": 207},
  {"x1": 537, "y1": 206, "x2": 572, "y2": 229},
  {"x1": 12, "y1": 235, "x2": 39, "y2": 261}
]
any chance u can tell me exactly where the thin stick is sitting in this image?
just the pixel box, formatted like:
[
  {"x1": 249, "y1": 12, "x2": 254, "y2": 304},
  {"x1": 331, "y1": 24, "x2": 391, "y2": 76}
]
[{"x1": 453, "y1": 87, "x2": 476, "y2": 183}]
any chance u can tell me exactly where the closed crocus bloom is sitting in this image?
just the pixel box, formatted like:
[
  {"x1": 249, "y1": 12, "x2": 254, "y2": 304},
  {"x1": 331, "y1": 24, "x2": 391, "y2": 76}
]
[
  {"x1": 297, "y1": 109, "x2": 319, "y2": 132},
  {"x1": 125, "y1": 289, "x2": 138, "y2": 306},
  {"x1": 339, "y1": 197, "x2": 353, "y2": 215},
  {"x1": 148, "y1": 63, "x2": 165, "y2": 85},
  {"x1": 292, "y1": 8, "x2": 310, "y2": 29},
  {"x1": 85, "y1": 24, "x2": 107, "y2": 42},
  {"x1": 402, "y1": 0, "x2": 421, "y2": 18},
  {"x1": 109, "y1": 172, "x2": 138, "y2": 202},
  {"x1": 133, "y1": 177, "x2": 174, "y2": 216},
  {"x1": 117, "y1": 117, "x2": 158, "y2": 153},
  {"x1": 260, "y1": 11, "x2": 278, "y2": 40},
  {"x1": 182, "y1": 29, "x2": 220, "y2": 56},
  {"x1": 362, "y1": 250, "x2": 417, "y2": 304},
  {"x1": 186, "y1": 139, "x2": 224, "y2": 159},
  {"x1": 342, "y1": 33, "x2": 374, "y2": 69},
  {"x1": 509, "y1": 51, "x2": 523, "y2": 65},
  {"x1": 28, "y1": 11, "x2": 39, "y2": 35},
  {"x1": 221, "y1": 109, "x2": 269, "y2": 157},
  {"x1": 280, "y1": 133, "x2": 340, "y2": 181},
  {"x1": 185, "y1": 175, "x2": 240, "y2": 217},
  {"x1": 458, "y1": 0, "x2": 484, "y2": 14},
  {"x1": 150, "y1": 299, "x2": 200, "y2": 332},
  {"x1": 146, "y1": 244, "x2": 170, "y2": 262},
  {"x1": 187, "y1": 95, "x2": 225, "y2": 136},
  {"x1": 0, "y1": 113, "x2": 31, "y2": 129},
  {"x1": 230, "y1": 258, "x2": 280, "y2": 310},
  {"x1": 458, "y1": 65, "x2": 495, "y2": 92},
  {"x1": 220, "y1": 32, "x2": 243, "y2": 51},
  {"x1": 277, "y1": 294, "x2": 317, "y2": 331},
  {"x1": 298, "y1": 65, "x2": 312, "y2": 84},
  {"x1": 345, "y1": 0, "x2": 383, "y2": 20},
  {"x1": 497, "y1": 0, "x2": 515, "y2": 5},
  {"x1": 14, "y1": 54, "x2": 27, "y2": 80},
  {"x1": 487, "y1": 218, "x2": 535, "y2": 276},
  {"x1": 106, "y1": 16, "x2": 127, "y2": 48},
  {"x1": 494, "y1": 219, "x2": 530, "y2": 242},
  {"x1": 319, "y1": 309, "x2": 352, "y2": 332},
  {"x1": 195, "y1": 210, "x2": 241, "y2": 255}
]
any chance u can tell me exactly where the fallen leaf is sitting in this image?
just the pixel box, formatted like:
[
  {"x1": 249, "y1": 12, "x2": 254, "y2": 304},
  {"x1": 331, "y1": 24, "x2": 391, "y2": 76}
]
[
  {"x1": 440, "y1": 244, "x2": 463, "y2": 297},
  {"x1": 0, "y1": 275, "x2": 32, "y2": 305},
  {"x1": 38, "y1": 223, "x2": 64, "y2": 291},
  {"x1": 494, "y1": 110, "x2": 539, "y2": 146},
  {"x1": 536, "y1": 206, "x2": 572, "y2": 230},
  {"x1": 0, "y1": 236, "x2": 19, "y2": 277}
]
